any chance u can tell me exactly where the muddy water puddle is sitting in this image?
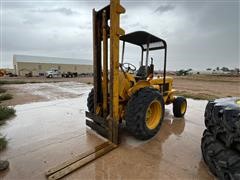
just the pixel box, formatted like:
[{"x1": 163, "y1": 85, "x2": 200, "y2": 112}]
[
  {"x1": 0, "y1": 87, "x2": 214, "y2": 179},
  {"x1": 4, "y1": 82, "x2": 92, "y2": 101}
]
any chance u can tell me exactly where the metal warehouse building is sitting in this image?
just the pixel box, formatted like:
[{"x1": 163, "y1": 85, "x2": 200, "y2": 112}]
[{"x1": 13, "y1": 55, "x2": 93, "y2": 76}]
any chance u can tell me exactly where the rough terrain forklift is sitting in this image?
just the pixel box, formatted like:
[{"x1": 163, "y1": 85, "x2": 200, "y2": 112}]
[
  {"x1": 85, "y1": 4, "x2": 187, "y2": 143},
  {"x1": 46, "y1": 0, "x2": 187, "y2": 179}
]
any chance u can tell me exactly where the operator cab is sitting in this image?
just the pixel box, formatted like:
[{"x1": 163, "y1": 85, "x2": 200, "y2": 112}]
[{"x1": 120, "y1": 31, "x2": 167, "y2": 81}]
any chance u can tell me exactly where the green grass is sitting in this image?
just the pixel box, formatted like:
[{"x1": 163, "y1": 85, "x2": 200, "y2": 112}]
[
  {"x1": 0, "y1": 106, "x2": 15, "y2": 151},
  {"x1": 0, "y1": 106, "x2": 15, "y2": 124},
  {"x1": 0, "y1": 87, "x2": 6, "y2": 93},
  {"x1": 0, "y1": 135, "x2": 7, "y2": 151},
  {"x1": 0, "y1": 86, "x2": 15, "y2": 151},
  {"x1": 175, "y1": 91, "x2": 219, "y2": 101},
  {"x1": 0, "y1": 93, "x2": 13, "y2": 101},
  {"x1": 0, "y1": 80, "x2": 26, "y2": 85}
]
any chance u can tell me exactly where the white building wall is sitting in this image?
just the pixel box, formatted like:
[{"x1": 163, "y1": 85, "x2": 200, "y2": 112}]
[{"x1": 13, "y1": 55, "x2": 93, "y2": 76}]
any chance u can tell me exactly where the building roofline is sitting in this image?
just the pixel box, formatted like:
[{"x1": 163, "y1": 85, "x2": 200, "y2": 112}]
[{"x1": 13, "y1": 54, "x2": 92, "y2": 65}]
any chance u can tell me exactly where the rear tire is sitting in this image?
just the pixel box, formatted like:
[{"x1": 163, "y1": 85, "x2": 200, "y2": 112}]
[
  {"x1": 125, "y1": 87, "x2": 165, "y2": 140},
  {"x1": 201, "y1": 130, "x2": 218, "y2": 175},
  {"x1": 173, "y1": 96, "x2": 187, "y2": 117},
  {"x1": 87, "y1": 88, "x2": 94, "y2": 113}
]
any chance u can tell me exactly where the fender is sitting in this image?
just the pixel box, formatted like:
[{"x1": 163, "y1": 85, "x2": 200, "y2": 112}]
[{"x1": 127, "y1": 80, "x2": 150, "y2": 96}]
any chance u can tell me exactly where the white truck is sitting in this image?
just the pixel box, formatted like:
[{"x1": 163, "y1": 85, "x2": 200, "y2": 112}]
[{"x1": 45, "y1": 68, "x2": 61, "y2": 78}]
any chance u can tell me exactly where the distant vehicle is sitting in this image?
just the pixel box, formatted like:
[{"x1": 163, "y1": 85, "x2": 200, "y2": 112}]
[
  {"x1": 212, "y1": 70, "x2": 232, "y2": 75},
  {"x1": 176, "y1": 69, "x2": 192, "y2": 76},
  {"x1": 62, "y1": 72, "x2": 78, "y2": 78},
  {"x1": 46, "y1": 68, "x2": 61, "y2": 78},
  {"x1": 79, "y1": 73, "x2": 93, "y2": 77},
  {"x1": 39, "y1": 72, "x2": 45, "y2": 77},
  {"x1": 7, "y1": 72, "x2": 17, "y2": 77},
  {"x1": 25, "y1": 72, "x2": 32, "y2": 77}
]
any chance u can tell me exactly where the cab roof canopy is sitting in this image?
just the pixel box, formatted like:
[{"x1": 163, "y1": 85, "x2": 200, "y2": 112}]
[{"x1": 120, "y1": 31, "x2": 167, "y2": 51}]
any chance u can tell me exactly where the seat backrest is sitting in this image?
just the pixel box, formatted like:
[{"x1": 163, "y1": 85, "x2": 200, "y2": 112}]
[{"x1": 136, "y1": 66, "x2": 148, "y2": 77}]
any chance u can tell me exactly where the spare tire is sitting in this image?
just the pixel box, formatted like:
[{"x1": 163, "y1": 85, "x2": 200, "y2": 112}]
[
  {"x1": 205, "y1": 101, "x2": 217, "y2": 129},
  {"x1": 201, "y1": 129, "x2": 240, "y2": 180},
  {"x1": 204, "y1": 97, "x2": 240, "y2": 150},
  {"x1": 201, "y1": 130, "x2": 218, "y2": 176}
]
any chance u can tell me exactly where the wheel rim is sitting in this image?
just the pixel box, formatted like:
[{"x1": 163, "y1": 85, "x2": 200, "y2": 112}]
[
  {"x1": 145, "y1": 100, "x2": 162, "y2": 130},
  {"x1": 181, "y1": 101, "x2": 187, "y2": 114}
]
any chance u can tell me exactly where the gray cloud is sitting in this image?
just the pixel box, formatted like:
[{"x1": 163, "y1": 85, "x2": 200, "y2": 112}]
[
  {"x1": 79, "y1": 23, "x2": 92, "y2": 30},
  {"x1": 127, "y1": 23, "x2": 148, "y2": 30},
  {"x1": 31, "y1": 7, "x2": 77, "y2": 16},
  {"x1": 154, "y1": 4, "x2": 175, "y2": 14},
  {"x1": 1, "y1": 1, "x2": 239, "y2": 70}
]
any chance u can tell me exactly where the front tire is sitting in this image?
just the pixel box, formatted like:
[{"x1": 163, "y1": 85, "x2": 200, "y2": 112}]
[
  {"x1": 173, "y1": 96, "x2": 187, "y2": 117},
  {"x1": 125, "y1": 87, "x2": 165, "y2": 140}
]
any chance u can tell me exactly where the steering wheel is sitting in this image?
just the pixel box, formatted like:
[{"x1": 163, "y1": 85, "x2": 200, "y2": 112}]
[{"x1": 121, "y1": 62, "x2": 137, "y2": 73}]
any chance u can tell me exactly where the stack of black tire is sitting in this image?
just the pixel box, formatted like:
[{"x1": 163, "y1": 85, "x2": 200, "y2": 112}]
[{"x1": 201, "y1": 97, "x2": 240, "y2": 180}]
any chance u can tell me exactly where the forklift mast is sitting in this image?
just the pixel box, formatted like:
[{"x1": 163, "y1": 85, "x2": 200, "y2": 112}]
[
  {"x1": 89, "y1": 0, "x2": 125, "y2": 144},
  {"x1": 46, "y1": 2, "x2": 125, "y2": 179}
]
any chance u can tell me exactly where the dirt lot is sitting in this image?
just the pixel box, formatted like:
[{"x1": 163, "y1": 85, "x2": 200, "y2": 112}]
[
  {"x1": 0, "y1": 74, "x2": 239, "y2": 106},
  {"x1": 173, "y1": 75, "x2": 240, "y2": 99}
]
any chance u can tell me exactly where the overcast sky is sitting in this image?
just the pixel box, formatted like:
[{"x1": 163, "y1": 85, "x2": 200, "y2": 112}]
[{"x1": 0, "y1": 0, "x2": 239, "y2": 70}]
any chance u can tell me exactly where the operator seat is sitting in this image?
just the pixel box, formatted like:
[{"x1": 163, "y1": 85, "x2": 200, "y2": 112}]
[
  {"x1": 136, "y1": 66, "x2": 147, "y2": 77},
  {"x1": 135, "y1": 66, "x2": 150, "y2": 81}
]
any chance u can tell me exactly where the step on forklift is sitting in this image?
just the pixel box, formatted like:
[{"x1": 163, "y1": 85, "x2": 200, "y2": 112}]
[{"x1": 46, "y1": 0, "x2": 187, "y2": 179}]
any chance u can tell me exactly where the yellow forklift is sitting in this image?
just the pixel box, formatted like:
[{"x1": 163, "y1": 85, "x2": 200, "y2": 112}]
[
  {"x1": 85, "y1": 5, "x2": 187, "y2": 143},
  {"x1": 46, "y1": 0, "x2": 186, "y2": 179}
]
